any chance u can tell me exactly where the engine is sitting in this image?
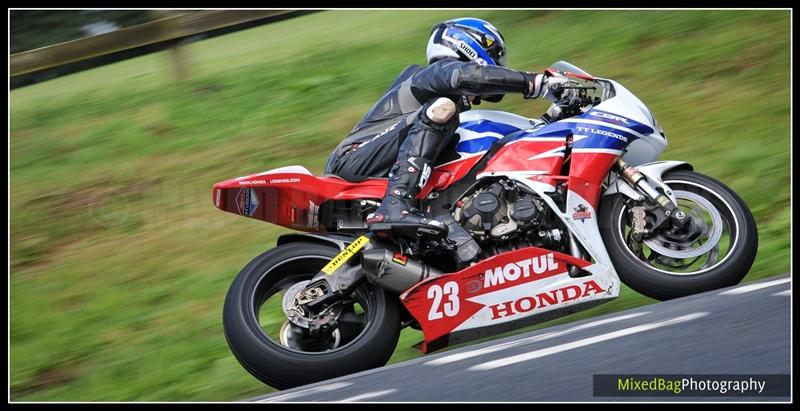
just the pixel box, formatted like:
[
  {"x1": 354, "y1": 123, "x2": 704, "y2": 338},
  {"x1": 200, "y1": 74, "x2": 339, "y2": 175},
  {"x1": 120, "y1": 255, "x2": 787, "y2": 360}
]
[{"x1": 453, "y1": 179, "x2": 567, "y2": 253}]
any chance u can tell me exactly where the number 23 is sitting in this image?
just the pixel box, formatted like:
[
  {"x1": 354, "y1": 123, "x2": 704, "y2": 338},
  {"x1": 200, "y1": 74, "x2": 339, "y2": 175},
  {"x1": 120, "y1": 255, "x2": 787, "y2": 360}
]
[{"x1": 427, "y1": 281, "x2": 460, "y2": 320}]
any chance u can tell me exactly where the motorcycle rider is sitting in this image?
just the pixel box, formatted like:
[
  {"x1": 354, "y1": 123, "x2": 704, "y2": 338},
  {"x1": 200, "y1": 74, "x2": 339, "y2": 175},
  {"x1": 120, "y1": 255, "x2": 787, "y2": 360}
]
[{"x1": 324, "y1": 18, "x2": 576, "y2": 248}]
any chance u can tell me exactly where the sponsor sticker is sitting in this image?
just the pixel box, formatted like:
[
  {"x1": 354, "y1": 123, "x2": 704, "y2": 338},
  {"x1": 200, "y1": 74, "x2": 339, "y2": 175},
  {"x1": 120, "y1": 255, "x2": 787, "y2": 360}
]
[
  {"x1": 489, "y1": 280, "x2": 605, "y2": 320},
  {"x1": 466, "y1": 279, "x2": 483, "y2": 294},
  {"x1": 575, "y1": 125, "x2": 629, "y2": 142},
  {"x1": 239, "y1": 179, "x2": 267, "y2": 185},
  {"x1": 321, "y1": 236, "x2": 370, "y2": 275},
  {"x1": 483, "y1": 253, "x2": 561, "y2": 290},
  {"x1": 392, "y1": 252, "x2": 408, "y2": 266},
  {"x1": 214, "y1": 189, "x2": 222, "y2": 207},
  {"x1": 235, "y1": 188, "x2": 260, "y2": 216},
  {"x1": 572, "y1": 204, "x2": 592, "y2": 222},
  {"x1": 268, "y1": 178, "x2": 300, "y2": 184},
  {"x1": 307, "y1": 201, "x2": 319, "y2": 229}
]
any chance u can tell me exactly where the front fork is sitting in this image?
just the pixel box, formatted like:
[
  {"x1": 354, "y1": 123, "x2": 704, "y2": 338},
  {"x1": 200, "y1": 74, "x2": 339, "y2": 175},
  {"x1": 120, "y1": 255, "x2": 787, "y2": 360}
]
[{"x1": 614, "y1": 159, "x2": 691, "y2": 239}]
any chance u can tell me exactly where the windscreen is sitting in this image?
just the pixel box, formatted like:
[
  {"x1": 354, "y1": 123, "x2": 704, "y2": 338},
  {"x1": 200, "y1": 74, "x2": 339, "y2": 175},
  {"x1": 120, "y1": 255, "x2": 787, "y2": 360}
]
[{"x1": 548, "y1": 61, "x2": 593, "y2": 77}]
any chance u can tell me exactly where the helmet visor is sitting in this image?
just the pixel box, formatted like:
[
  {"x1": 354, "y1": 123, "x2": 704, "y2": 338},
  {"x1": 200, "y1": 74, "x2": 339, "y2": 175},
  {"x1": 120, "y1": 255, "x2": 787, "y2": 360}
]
[{"x1": 467, "y1": 28, "x2": 507, "y2": 66}]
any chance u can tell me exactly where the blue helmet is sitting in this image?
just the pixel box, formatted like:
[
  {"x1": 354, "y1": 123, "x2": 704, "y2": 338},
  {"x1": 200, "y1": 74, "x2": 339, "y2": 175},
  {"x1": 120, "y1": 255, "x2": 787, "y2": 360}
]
[{"x1": 426, "y1": 17, "x2": 508, "y2": 67}]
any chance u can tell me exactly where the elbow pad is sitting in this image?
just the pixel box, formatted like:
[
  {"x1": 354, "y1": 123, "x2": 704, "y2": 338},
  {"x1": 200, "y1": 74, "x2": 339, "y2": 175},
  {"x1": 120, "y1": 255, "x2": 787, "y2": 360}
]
[{"x1": 450, "y1": 64, "x2": 533, "y2": 96}]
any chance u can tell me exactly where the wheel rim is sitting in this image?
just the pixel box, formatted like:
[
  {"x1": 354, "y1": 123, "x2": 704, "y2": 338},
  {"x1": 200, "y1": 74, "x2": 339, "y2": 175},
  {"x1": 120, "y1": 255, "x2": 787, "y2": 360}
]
[
  {"x1": 616, "y1": 179, "x2": 741, "y2": 276},
  {"x1": 249, "y1": 255, "x2": 375, "y2": 355}
]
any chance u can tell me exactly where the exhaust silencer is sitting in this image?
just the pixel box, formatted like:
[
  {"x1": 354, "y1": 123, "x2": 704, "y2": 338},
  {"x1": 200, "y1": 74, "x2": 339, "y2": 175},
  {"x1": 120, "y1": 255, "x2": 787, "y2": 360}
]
[{"x1": 361, "y1": 249, "x2": 443, "y2": 294}]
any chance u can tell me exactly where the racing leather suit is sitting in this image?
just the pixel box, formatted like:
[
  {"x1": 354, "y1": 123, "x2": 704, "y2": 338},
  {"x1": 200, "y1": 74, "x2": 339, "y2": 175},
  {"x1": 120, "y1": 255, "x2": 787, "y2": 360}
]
[{"x1": 324, "y1": 57, "x2": 551, "y2": 266}]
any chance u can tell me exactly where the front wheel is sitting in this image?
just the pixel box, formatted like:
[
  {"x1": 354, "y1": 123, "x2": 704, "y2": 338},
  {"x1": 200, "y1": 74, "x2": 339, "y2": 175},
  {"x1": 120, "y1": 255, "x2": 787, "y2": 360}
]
[
  {"x1": 223, "y1": 242, "x2": 401, "y2": 389},
  {"x1": 599, "y1": 170, "x2": 758, "y2": 301}
]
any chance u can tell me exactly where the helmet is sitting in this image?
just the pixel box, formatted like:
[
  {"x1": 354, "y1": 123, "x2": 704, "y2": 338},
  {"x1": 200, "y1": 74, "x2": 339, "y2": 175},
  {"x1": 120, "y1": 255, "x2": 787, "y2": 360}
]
[{"x1": 426, "y1": 18, "x2": 508, "y2": 67}]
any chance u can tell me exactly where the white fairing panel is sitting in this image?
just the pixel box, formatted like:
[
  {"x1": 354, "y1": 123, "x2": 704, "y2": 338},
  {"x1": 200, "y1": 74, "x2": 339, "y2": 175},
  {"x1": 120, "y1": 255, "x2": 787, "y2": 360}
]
[
  {"x1": 623, "y1": 137, "x2": 668, "y2": 166},
  {"x1": 459, "y1": 110, "x2": 539, "y2": 130},
  {"x1": 490, "y1": 175, "x2": 621, "y2": 295},
  {"x1": 236, "y1": 165, "x2": 313, "y2": 180},
  {"x1": 453, "y1": 267, "x2": 616, "y2": 332},
  {"x1": 593, "y1": 79, "x2": 667, "y2": 166}
]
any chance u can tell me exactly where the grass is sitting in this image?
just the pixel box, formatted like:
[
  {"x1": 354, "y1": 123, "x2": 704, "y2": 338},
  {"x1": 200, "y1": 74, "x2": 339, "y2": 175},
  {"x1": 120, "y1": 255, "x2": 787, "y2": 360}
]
[{"x1": 10, "y1": 10, "x2": 791, "y2": 401}]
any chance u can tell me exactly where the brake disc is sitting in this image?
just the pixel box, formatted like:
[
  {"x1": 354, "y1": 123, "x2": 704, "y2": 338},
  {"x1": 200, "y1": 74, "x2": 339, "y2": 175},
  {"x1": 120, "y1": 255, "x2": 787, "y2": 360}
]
[
  {"x1": 644, "y1": 190, "x2": 723, "y2": 259},
  {"x1": 282, "y1": 280, "x2": 343, "y2": 329},
  {"x1": 282, "y1": 280, "x2": 313, "y2": 328},
  {"x1": 280, "y1": 280, "x2": 344, "y2": 351}
]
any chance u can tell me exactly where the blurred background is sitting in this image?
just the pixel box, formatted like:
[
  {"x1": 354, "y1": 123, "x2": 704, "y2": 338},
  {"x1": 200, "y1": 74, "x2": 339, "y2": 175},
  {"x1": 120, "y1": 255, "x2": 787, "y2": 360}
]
[{"x1": 9, "y1": 9, "x2": 790, "y2": 401}]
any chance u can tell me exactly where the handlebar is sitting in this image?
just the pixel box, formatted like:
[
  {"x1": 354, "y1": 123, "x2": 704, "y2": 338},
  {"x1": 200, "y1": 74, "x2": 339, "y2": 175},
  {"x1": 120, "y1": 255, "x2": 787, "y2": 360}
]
[
  {"x1": 555, "y1": 85, "x2": 600, "y2": 115},
  {"x1": 538, "y1": 84, "x2": 601, "y2": 124}
]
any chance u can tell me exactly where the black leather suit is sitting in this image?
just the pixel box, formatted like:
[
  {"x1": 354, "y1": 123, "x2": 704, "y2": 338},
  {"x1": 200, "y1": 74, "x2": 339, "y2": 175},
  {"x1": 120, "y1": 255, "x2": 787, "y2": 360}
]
[{"x1": 324, "y1": 57, "x2": 539, "y2": 182}]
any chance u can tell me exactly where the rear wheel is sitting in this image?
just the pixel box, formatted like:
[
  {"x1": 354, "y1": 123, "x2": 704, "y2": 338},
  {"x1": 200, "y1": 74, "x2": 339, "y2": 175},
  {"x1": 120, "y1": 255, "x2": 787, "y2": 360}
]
[
  {"x1": 223, "y1": 242, "x2": 401, "y2": 389},
  {"x1": 599, "y1": 170, "x2": 758, "y2": 301}
]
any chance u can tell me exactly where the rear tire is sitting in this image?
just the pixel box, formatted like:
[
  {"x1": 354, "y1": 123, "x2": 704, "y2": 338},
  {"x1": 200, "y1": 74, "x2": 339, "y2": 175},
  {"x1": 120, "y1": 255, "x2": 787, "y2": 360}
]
[
  {"x1": 599, "y1": 170, "x2": 758, "y2": 301},
  {"x1": 223, "y1": 242, "x2": 401, "y2": 389}
]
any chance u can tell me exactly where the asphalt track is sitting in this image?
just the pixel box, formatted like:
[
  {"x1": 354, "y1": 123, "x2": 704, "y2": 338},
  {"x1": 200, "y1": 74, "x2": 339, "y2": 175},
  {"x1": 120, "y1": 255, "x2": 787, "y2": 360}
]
[{"x1": 251, "y1": 275, "x2": 791, "y2": 402}]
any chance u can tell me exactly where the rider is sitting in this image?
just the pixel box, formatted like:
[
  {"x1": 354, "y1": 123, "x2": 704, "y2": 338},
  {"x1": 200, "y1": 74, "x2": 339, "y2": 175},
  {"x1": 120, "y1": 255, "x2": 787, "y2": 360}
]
[{"x1": 324, "y1": 17, "x2": 576, "y2": 240}]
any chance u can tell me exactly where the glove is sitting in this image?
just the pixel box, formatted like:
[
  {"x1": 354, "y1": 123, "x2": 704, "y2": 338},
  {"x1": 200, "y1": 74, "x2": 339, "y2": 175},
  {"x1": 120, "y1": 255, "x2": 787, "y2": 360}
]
[
  {"x1": 544, "y1": 75, "x2": 578, "y2": 105},
  {"x1": 521, "y1": 72, "x2": 546, "y2": 99},
  {"x1": 541, "y1": 103, "x2": 562, "y2": 123}
]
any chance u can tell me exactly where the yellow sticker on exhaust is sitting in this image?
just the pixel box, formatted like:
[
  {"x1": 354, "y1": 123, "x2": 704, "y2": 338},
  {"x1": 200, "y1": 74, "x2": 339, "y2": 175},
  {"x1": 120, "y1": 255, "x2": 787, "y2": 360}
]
[{"x1": 321, "y1": 236, "x2": 370, "y2": 275}]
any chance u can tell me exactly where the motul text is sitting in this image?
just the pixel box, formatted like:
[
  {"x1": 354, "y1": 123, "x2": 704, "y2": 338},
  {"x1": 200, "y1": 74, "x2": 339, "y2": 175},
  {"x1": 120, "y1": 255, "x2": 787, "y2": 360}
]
[{"x1": 484, "y1": 253, "x2": 561, "y2": 289}]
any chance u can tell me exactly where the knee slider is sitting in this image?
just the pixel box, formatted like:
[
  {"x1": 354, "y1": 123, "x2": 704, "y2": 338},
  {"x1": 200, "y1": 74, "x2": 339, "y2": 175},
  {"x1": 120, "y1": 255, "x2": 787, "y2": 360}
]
[{"x1": 425, "y1": 97, "x2": 456, "y2": 125}]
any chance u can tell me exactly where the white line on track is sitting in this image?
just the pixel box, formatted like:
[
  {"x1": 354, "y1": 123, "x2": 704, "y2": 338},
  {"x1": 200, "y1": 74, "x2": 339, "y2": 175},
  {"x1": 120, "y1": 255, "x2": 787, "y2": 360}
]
[
  {"x1": 469, "y1": 312, "x2": 708, "y2": 371},
  {"x1": 772, "y1": 290, "x2": 791, "y2": 297},
  {"x1": 258, "y1": 382, "x2": 353, "y2": 402},
  {"x1": 718, "y1": 278, "x2": 791, "y2": 295},
  {"x1": 335, "y1": 389, "x2": 397, "y2": 402},
  {"x1": 424, "y1": 312, "x2": 650, "y2": 366}
]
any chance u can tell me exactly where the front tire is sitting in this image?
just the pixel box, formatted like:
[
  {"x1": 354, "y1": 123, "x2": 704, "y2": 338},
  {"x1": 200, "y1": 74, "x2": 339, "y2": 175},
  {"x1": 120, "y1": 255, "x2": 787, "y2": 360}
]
[
  {"x1": 599, "y1": 170, "x2": 758, "y2": 301},
  {"x1": 223, "y1": 242, "x2": 401, "y2": 389}
]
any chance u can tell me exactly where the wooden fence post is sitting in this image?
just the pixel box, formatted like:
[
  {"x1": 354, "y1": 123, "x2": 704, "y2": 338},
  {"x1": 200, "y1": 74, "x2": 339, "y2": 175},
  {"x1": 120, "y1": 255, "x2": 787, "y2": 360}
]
[
  {"x1": 151, "y1": 10, "x2": 190, "y2": 81},
  {"x1": 10, "y1": 10, "x2": 296, "y2": 78}
]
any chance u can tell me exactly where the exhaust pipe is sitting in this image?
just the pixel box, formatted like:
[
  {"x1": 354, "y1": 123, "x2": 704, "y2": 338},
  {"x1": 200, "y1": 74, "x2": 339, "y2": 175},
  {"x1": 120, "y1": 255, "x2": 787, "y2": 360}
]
[{"x1": 362, "y1": 249, "x2": 443, "y2": 294}]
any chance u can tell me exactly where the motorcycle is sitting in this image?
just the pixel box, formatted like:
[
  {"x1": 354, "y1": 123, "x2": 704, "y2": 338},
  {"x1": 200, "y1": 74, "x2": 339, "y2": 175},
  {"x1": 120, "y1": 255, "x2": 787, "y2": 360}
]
[{"x1": 212, "y1": 61, "x2": 758, "y2": 389}]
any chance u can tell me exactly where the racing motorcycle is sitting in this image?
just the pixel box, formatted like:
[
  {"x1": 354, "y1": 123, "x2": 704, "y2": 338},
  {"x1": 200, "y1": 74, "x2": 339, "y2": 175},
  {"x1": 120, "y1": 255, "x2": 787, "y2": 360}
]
[{"x1": 213, "y1": 61, "x2": 758, "y2": 389}]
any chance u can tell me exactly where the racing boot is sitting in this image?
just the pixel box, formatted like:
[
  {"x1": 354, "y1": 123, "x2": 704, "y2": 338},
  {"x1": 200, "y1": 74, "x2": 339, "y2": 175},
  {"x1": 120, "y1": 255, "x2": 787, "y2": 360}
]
[
  {"x1": 366, "y1": 156, "x2": 447, "y2": 239},
  {"x1": 366, "y1": 97, "x2": 461, "y2": 239}
]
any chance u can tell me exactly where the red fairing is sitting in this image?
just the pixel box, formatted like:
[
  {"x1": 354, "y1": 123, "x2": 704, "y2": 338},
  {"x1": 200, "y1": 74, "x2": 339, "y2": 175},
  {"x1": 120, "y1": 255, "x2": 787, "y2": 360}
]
[
  {"x1": 400, "y1": 247, "x2": 592, "y2": 353},
  {"x1": 212, "y1": 171, "x2": 388, "y2": 232},
  {"x1": 418, "y1": 155, "x2": 483, "y2": 198},
  {"x1": 482, "y1": 139, "x2": 565, "y2": 176},
  {"x1": 213, "y1": 155, "x2": 487, "y2": 231},
  {"x1": 568, "y1": 152, "x2": 620, "y2": 207}
]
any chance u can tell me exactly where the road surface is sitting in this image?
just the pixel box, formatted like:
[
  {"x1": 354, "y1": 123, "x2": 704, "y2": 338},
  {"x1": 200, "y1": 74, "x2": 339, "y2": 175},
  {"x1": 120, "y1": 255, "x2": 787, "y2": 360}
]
[{"x1": 252, "y1": 275, "x2": 791, "y2": 402}]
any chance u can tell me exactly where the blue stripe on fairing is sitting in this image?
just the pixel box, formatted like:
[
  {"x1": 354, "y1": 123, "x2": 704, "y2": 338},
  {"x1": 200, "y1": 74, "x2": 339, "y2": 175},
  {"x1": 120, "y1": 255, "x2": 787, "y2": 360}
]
[
  {"x1": 456, "y1": 136, "x2": 499, "y2": 154},
  {"x1": 573, "y1": 134, "x2": 630, "y2": 150},
  {"x1": 585, "y1": 110, "x2": 655, "y2": 135},
  {"x1": 459, "y1": 120, "x2": 521, "y2": 135},
  {"x1": 506, "y1": 121, "x2": 572, "y2": 142},
  {"x1": 572, "y1": 123, "x2": 637, "y2": 150},
  {"x1": 453, "y1": 114, "x2": 643, "y2": 155},
  {"x1": 505, "y1": 120, "x2": 638, "y2": 150}
]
